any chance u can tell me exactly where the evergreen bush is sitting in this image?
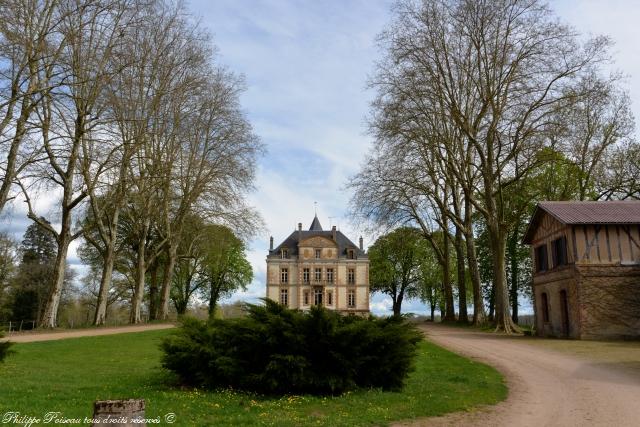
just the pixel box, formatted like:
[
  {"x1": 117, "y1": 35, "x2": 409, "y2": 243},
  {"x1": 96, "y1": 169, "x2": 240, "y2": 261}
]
[{"x1": 161, "y1": 300, "x2": 422, "y2": 395}]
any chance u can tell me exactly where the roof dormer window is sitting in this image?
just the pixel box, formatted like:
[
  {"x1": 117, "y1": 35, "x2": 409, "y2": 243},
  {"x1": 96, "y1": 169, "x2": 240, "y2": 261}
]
[
  {"x1": 347, "y1": 249, "x2": 355, "y2": 259},
  {"x1": 281, "y1": 248, "x2": 289, "y2": 259}
]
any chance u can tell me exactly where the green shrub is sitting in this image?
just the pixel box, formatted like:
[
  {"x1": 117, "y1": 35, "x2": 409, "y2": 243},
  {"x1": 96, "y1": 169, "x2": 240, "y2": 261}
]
[
  {"x1": 0, "y1": 333, "x2": 12, "y2": 363},
  {"x1": 161, "y1": 300, "x2": 422, "y2": 395}
]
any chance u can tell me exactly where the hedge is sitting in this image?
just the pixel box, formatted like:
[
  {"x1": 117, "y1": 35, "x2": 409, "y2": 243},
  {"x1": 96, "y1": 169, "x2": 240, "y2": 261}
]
[{"x1": 161, "y1": 300, "x2": 422, "y2": 395}]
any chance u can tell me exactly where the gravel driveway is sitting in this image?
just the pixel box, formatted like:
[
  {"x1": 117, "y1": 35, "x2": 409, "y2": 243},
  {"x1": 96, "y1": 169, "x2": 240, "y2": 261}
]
[
  {"x1": 2, "y1": 323, "x2": 175, "y2": 343},
  {"x1": 397, "y1": 323, "x2": 640, "y2": 427}
]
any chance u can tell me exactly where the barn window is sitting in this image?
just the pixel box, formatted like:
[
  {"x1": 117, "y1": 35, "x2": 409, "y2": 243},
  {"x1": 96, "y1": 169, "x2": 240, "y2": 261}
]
[
  {"x1": 535, "y1": 245, "x2": 548, "y2": 272},
  {"x1": 541, "y1": 292, "x2": 549, "y2": 323},
  {"x1": 551, "y1": 236, "x2": 568, "y2": 268}
]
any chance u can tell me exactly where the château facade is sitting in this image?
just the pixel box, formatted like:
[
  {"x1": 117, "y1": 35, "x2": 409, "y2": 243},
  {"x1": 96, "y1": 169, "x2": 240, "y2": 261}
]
[{"x1": 266, "y1": 216, "x2": 370, "y2": 314}]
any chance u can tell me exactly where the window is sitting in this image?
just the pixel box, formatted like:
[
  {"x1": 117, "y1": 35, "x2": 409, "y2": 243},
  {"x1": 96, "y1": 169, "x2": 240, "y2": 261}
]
[
  {"x1": 303, "y1": 268, "x2": 310, "y2": 284},
  {"x1": 315, "y1": 249, "x2": 321, "y2": 259},
  {"x1": 347, "y1": 249, "x2": 355, "y2": 259},
  {"x1": 281, "y1": 248, "x2": 289, "y2": 259},
  {"x1": 535, "y1": 245, "x2": 548, "y2": 273},
  {"x1": 326, "y1": 268, "x2": 334, "y2": 283},
  {"x1": 551, "y1": 236, "x2": 568, "y2": 268},
  {"x1": 348, "y1": 268, "x2": 355, "y2": 284},
  {"x1": 281, "y1": 268, "x2": 288, "y2": 283},
  {"x1": 327, "y1": 291, "x2": 333, "y2": 305},
  {"x1": 541, "y1": 292, "x2": 549, "y2": 323},
  {"x1": 314, "y1": 288, "x2": 323, "y2": 306},
  {"x1": 280, "y1": 289, "x2": 288, "y2": 306},
  {"x1": 303, "y1": 291, "x2": 309, "y2": 305},
  {"x1": 348, "y1": 290, "x2": 355, "y2": 308},
  {"x1": 314, "y1": 268, "x2": 322, "y2": 282}
]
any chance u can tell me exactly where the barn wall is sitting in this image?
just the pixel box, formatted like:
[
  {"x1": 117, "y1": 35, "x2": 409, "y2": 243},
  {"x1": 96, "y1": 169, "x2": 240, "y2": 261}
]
[
  {"x1": 576, "y1": 265, "x2": 640, "y2": 339},
  {"x1": 534, "y1": 267, "x2": 581, "y2": 338}
]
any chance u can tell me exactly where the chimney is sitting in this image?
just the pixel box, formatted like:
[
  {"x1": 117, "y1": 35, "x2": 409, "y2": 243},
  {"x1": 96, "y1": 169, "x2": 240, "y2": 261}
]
[
  {"x1": 332, "y1": 225, "x2": 336, "y2": 241},
  {"x1": 269, "y1": 236, "x2": 273, "y2": 251},
  {"x1": 359, "y1": 236, "x2": 363, "y2": 251},
  {"x1": 298, "y1": 222, "x2": 302, "y2": 231}
]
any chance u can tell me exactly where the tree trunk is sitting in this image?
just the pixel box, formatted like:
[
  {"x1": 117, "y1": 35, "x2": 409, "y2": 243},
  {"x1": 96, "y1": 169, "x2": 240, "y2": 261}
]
[
  {"x1": 508, "y1": 228, "x2": 520, "y2": 324},
  {"x1": 393, "y1": 290, "x2": 404, "y2": 317},
  {"x1": 208, "y1": 283, "x2": 221, "y2": 319},
  {"x1": 157, "y1": 243, "x2": 177, "y2": 320},
  {"x1": 442, "y1": 229, "x2": 455, "y2": 321},
  {"x1": 39, "y1": 236, "x2": 70, "y2": 328},
  {"x1": 130, "y1": 220, "x2": 149, "y2": 324},
  {"x1": 488, "y1": 224, "x2": 520, "y2": 333},
  {"x1": 464, "y1": 197, "x2": 485, "y2": 325},
  {"x1": 148, "y1": 262, "x2": 159, "y2": 320},
  {"x1": 454, "y1": 227, "x2": 468, "y2": 323},
  {"x1": 488, "y1": 284, "x2": 495, "y2": 322},
  {"x1": 430, "y1": 301, "x2": 435, "y2": 322},
  {"x1": 93, "y1": 244, "x2": 115, "y2": 325}
]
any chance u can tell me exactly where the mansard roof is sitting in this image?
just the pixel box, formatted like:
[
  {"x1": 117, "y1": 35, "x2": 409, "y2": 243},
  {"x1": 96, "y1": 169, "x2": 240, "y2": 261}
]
[{"x1": 269, "y1": 216, "x2": 366, "y2": 258}]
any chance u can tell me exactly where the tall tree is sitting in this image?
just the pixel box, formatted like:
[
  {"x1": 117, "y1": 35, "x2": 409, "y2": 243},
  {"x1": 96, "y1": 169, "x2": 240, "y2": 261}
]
[
  {"x1": 368, "y1": 227, "x2": 427, "y2": 316},
  {"x1": 359, "y1": 0, "x2": 613, "y2": 332},
  {"x1": 197, "y1": 224, "x2": 252, "y2": 319}
]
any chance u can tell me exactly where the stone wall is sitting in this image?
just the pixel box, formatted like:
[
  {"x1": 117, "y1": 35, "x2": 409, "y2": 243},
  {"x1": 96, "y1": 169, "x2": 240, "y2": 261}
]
[
  {"x1": 576, "y1": 265, "x2": 640, "y2": 339},
  {"x1": 533, "y1": 266, "x2": 581, "y2": 338}
]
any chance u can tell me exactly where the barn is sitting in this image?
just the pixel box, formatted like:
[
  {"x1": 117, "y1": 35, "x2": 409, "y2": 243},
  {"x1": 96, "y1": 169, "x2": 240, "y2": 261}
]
[{"x1": 523, "y1": 201, "x2": 640, "y2": 339}]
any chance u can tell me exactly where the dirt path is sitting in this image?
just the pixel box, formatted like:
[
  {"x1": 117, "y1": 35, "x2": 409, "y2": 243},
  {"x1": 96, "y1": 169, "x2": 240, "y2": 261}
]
[
  {"x1": 2, "y1": 323, "x2": 175, "y2": 343},
  {"x1": 397, "y1": 323, "x2": 640, "y2": 427}
]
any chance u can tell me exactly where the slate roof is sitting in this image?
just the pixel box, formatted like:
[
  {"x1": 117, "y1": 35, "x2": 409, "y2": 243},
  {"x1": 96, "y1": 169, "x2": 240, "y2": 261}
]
[
  {"x1": 309, "y1": 215, "x2": 323, "y2": 231},
  {"x1": 523, "y1": 201, "x2": 640, "y2": 244},
  {"x1": 269, "y1": 216, "x2": 366, "y2": 258}
]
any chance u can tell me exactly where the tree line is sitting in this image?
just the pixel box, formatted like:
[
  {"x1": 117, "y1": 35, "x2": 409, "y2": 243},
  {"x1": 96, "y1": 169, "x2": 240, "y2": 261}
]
[
  {"x1": 0, "y1": 0, "x2": 261, "y2": 328},
  {"x1": 351, "y1": 0, "x2": 639, "y2": 332}
]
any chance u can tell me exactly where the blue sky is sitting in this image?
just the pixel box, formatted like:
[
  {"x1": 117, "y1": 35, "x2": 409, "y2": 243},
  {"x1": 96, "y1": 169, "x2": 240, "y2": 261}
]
[{"x1": 1, "y1": 0, "x2": 639, "y2": 316}]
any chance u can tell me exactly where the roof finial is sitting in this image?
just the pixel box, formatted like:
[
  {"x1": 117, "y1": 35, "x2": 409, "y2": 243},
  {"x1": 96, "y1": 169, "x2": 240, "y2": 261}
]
[{"x1": 314, "y1": 201, "x2": 317, "y2": 216}]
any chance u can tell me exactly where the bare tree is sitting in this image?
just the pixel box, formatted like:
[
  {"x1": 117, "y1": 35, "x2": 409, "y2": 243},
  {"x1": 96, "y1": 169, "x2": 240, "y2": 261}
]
[
  {"x1": 353, "y1": 0, "x2": 616, "y2": 332},
  {"x1": 18, "y1": 0, "x2": 135, "y2": 328}
]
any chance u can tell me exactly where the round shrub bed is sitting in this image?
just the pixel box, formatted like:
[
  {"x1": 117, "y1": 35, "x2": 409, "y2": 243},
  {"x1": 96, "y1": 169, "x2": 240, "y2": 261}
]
[{"x1": 161, "y1": 300, "x2": 422, "y2": 395}]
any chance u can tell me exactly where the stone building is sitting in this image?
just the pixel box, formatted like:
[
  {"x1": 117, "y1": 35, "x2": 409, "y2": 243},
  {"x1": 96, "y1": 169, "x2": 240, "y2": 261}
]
[
  {"x1": 266, "y1": 215, "x2": 370, "y2": 314},
  {"x1": 523, "y1": 201, "x2": 640, "y2": 339}
]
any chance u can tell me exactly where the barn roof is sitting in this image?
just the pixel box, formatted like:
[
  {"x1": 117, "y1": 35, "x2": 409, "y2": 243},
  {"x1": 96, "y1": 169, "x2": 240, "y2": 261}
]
[{"x1": 522, "y1": 201, "x2": 640, "y2": 244}]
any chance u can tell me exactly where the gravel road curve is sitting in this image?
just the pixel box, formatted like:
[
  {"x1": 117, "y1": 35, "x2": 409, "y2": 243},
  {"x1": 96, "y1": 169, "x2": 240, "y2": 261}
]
[{"x1": 396, "y1": 323, "x2": 640, "y2": 427}]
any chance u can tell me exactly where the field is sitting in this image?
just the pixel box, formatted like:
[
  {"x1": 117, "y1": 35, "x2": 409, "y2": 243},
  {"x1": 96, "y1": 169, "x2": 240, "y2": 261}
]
[{"x1": 0, "y1": 329, "x2": 506, "y2": 426}]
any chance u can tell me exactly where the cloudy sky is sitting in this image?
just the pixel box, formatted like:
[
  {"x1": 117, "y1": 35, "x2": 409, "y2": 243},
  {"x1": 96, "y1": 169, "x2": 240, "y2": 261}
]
[{"x1": 1, "y1": 0, "x2": 639, "y2": 316}]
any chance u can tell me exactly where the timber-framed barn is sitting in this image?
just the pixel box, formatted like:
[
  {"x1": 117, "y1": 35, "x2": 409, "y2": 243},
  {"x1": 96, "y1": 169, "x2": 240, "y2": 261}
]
[{"x1": 523, "y1": 201, "x2": 640, "y2": 339}]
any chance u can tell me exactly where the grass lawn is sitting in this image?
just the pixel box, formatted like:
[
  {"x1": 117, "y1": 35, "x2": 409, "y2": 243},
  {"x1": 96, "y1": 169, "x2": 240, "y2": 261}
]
[{"x1": 0, "y1": 329, "x2": 506, "y2": 426}]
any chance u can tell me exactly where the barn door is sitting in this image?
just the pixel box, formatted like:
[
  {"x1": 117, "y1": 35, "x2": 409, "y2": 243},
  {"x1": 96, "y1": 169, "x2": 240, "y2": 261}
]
[{"x1": 560, "y1": 290, "x2": 570, "y2": 338}]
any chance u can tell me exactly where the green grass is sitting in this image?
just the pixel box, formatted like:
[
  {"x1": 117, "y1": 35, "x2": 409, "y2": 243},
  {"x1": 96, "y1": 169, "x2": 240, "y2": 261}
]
[{"x1": 0, "y1": 330, "x2": 506, "y2": 426}]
